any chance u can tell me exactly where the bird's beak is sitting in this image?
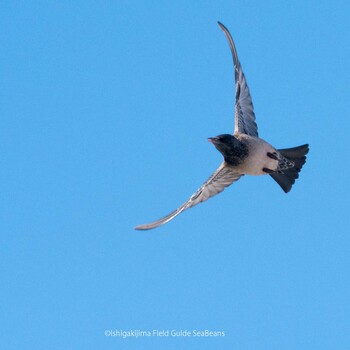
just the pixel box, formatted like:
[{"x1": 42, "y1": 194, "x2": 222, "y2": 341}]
[{"x1": 208, "y1": 137, "x2": 219, "y2": 143}]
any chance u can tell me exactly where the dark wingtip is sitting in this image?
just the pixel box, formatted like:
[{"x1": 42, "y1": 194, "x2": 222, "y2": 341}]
[
  {"x1": 217, "y1": 21, "x2": 225, "y2": 30},
  {"x1": 134, "y1": 225, "x2": 150, "y2": 231}
]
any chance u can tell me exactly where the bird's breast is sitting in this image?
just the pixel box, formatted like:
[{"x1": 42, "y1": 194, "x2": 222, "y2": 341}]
[{"x1": 235, "y1": 136, "x2": 278, "y2": 175}]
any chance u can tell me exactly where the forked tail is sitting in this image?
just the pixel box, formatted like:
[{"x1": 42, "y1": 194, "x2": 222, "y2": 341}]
[{"x1": 270, "y1": 144, "x2": 309, "y2": 193}]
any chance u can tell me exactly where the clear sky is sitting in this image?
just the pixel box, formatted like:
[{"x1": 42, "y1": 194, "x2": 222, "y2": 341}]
[{"x1": 1, "y1": 1, "x2": 350, "y2": 349}]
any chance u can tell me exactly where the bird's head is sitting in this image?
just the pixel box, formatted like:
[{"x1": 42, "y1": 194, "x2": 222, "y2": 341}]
[{"x1": 208, "y1": 134, "x2": 240, "y2": 158}]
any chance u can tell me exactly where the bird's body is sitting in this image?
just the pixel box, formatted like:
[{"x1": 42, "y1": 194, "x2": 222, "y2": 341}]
[
  {"x1": 135, "y1": 22, "x2": 309, "y2": 231},
  {"x1": 221, "y1": 133, "x2": 278, "y2": 175},
  {"x1": 239, "y1": 136, "x2": 278, "y2": 175}
]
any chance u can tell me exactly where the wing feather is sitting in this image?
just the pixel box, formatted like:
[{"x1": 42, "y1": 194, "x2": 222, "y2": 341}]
[
  {"x1": 218, "y1": 22, "x2": 258, "y2": 137},
  {"x1": 135, "y1": 163, "x2": 242, "y2": 230}
]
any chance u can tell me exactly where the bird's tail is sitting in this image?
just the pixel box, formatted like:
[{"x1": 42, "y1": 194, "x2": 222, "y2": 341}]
[{"x1": 270, "y1": 144, "x2": 309, "y2": 193}]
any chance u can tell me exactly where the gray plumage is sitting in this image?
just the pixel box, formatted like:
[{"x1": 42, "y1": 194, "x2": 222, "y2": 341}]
[
  {"x1": 135, "y1": 22, "x2": 309, "y2": 231},
  {"x1": 218, "y1": 22, "x2": 258, "y2": 137}
]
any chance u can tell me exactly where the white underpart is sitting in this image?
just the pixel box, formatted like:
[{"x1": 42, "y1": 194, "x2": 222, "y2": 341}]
[{"x1": 235, "y1": 134, "x2": 278, "y2": 176}]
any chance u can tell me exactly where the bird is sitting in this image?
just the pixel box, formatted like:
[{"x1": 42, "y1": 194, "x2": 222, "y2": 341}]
[{"x1": 135, "y1": 21, "x2": 309, "y2": 231}]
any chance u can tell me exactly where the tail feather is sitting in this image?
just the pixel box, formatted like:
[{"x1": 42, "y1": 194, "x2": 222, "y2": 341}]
[{"x1": 270, "y1": 144, "x2": 309, "y2": 193}]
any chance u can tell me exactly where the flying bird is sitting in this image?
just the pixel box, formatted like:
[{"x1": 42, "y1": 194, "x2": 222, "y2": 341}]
[{"x1": 135, "y1": 22, "x2": 309, "y2": 230}]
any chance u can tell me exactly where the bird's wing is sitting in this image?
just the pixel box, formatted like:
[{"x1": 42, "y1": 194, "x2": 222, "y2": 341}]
[
  {"x1": 135, "y1": 163, "x2": 243, "y2": 230},
  {"x1": 218, "y1": 21, "x2": 258, "y2": 137}
]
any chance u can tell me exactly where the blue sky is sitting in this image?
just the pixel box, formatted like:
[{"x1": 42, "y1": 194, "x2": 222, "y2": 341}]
[{"x1": 1, "y1": 1, "x2": 350, "y2": 349}]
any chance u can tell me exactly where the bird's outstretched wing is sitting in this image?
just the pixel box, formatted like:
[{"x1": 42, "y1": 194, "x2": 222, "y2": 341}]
[
  {"x1": 218, "y1": 21, "x2": 258, "y2": 137},
  {"x1": 135, "y1": 163, "x2": 243, "y2": 230}
]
